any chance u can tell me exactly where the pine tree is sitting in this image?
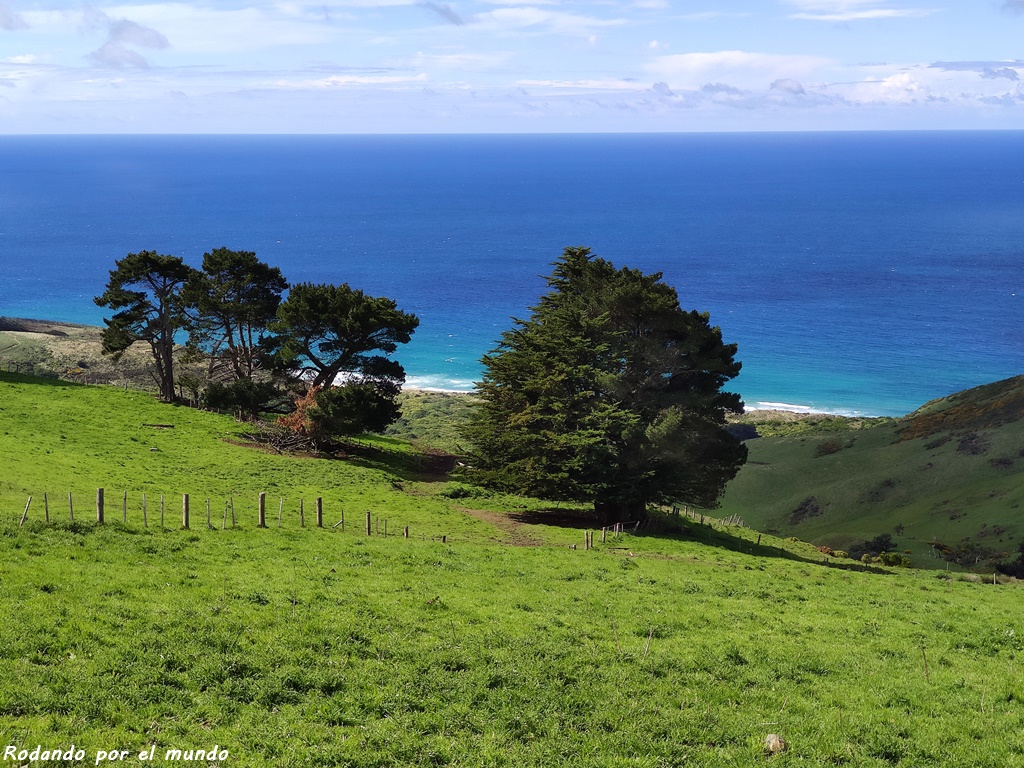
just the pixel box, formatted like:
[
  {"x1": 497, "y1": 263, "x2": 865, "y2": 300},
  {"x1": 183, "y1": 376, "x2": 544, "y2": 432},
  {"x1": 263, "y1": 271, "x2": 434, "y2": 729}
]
[
  {"x1": 94, "y1": 251, "x2": 197, "y2": 402},
  {"x1": 464, "y1": 246, "x2": 747, "y2": 524}
]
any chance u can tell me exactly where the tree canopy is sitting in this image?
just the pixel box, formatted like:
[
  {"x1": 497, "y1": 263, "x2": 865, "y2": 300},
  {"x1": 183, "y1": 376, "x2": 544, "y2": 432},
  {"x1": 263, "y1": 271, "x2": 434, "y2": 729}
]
[
  {"x1": 272, "y1": 283, "x2": 419, "y2": 390},
  {"x1": 182, "y1": 247, "x2": 288, "y2": 383},
  {"x1": 94, "y1": 250, "x2": 197, "y2": 402},
  {"x1": 463, "y1": 246, "x2": 747, "y2": 524}
]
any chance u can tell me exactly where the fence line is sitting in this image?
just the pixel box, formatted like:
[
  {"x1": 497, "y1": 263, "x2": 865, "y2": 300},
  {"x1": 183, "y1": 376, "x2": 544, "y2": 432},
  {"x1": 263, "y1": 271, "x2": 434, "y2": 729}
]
[
  {"x1": 10, "y1": 487, "x2": 463, "y2": 544},
  {"x1": 10, "y1": 487, "x2": 652, "y2": 552}
]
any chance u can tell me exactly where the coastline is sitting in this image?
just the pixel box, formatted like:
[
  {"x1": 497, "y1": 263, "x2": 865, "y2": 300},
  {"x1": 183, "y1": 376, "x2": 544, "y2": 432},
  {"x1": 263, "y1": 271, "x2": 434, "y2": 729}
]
[{"x1": 1, "y1": 315, "x2": 897, "y2": 418}]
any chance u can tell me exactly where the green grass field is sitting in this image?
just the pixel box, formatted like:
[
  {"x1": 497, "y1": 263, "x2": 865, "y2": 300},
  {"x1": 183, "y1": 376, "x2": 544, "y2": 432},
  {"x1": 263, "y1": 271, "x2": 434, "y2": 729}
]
[
  {"x1": 3, "y1": 372, "x2": 1024, "y2": 766},
  {"x1": 716, "y1": 376, "x2": 1024, "y2": 568}
]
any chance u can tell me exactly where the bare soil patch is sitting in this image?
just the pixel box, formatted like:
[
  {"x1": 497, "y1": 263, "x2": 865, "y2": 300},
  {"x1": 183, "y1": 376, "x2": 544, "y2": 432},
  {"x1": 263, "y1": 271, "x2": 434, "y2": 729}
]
[{"x1": 457, "y1": 507, "x2": 546, "y2": 547}]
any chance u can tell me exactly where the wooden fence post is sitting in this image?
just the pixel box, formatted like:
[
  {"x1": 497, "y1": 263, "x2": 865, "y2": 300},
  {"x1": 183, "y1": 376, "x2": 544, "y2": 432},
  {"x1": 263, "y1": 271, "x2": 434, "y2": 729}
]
[
  {"x1": 20, "y1": 496, "x2": 31, "y2": 527},
  {"x1": 316, "y1": 497, "x2": 323, "y2": 528},
  {"x1": 206, "y1": 498, "x2": 211, "y2": 529},
  {"x1": 258, "y1": 493, "x2": 266, "y2": 528},
  {"x1": 278, "y1": 498, "x2": 283, "y2": 528},
  {"x1": 142, "y1": 493, "x2": 147, "y2": 527},
  {"x1": 123, "y1": 490, "x2": 127, "y2": 523},
  {"x1": 182, "y1": 493, "x2": 190, "y2": 530},
  {"x1": 300, "y1": 499, "x2": 305, "y2": 528},
  {"x1": 97, "y1": 488, "x2": 104, "y2": 524},
  {"x1": 230, "y1": 496, "x2": 236, "y2": 527},
  {"x1": 365, "y1": 510, "x2": 371, "y2": 536},
  {"x1": 44, "y1": 493, "x2": 49, "y2": 524},
  {"x1": 68, "y1": 492, "x2": 73, "y2": 523},
  {"x1": 222, "y1": 501, "x2": 228, "y2": 530}
]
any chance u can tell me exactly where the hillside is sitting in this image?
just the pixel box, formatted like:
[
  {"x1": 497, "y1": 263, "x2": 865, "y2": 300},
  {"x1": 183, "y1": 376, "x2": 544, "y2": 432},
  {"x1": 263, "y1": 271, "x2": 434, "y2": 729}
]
[
  {"x1": 2, "y1": 371, "x2": 1024, "y2": 766},
  {"x1": 716, "y1": 375, "x2": 1024, "y2": 568}
]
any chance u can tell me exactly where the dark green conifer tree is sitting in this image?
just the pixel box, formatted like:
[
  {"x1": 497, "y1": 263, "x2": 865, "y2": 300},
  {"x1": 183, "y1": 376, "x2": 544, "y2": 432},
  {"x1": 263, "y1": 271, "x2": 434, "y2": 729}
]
[{"x1": 464, "y1": 246, "x2": 747, "y2": 524}]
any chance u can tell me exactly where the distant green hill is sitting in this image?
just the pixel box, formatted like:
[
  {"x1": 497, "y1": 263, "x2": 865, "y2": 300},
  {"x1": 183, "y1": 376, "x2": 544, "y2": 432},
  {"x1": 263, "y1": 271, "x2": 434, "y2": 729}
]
[{"x1": 716, "y1": 375, "x2": 1024, "y2": 568}]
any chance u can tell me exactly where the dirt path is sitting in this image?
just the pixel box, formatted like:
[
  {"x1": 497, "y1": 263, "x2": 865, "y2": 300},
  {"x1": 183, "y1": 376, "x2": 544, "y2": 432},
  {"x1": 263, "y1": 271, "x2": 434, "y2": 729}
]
[{"x1": 457, "y1": 507, "x2": 546, "y2": 547}]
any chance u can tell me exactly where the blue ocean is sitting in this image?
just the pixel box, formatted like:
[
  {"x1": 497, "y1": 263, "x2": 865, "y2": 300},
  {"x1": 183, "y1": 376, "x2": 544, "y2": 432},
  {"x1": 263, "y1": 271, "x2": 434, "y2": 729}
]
[{"x1": 0, "y1": 132, "x2": 1021, "y2": 417}]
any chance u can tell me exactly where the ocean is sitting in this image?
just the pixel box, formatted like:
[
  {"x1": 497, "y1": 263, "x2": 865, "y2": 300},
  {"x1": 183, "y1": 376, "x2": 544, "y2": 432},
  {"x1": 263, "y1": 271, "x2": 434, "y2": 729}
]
[{"x1": 0, "y1": 132, "x2": 1021, "y2": 417}]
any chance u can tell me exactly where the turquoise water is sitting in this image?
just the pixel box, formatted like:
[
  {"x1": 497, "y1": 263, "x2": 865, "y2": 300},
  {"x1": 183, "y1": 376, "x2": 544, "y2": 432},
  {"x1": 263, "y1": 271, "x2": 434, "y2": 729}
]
[{"x1": 0, "y1": 132, "x2": 1021, "y2": 416}]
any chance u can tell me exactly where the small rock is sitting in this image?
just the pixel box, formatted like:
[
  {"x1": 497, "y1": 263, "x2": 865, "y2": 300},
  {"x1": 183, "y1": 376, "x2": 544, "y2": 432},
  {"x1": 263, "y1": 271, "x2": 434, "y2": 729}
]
[
  {"x1": 149, "y1": 447, "x2": 160, "y2": 452},
  {"x1": 764, "y1": 734, "x2": 787, "y2": 756}
]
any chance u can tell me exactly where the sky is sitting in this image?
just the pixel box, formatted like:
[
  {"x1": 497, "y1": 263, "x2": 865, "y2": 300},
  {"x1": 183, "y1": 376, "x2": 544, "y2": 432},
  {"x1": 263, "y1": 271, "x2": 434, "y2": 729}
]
[{"x1": 1, "y1": 0, "x2": 1023, "y2": 132}]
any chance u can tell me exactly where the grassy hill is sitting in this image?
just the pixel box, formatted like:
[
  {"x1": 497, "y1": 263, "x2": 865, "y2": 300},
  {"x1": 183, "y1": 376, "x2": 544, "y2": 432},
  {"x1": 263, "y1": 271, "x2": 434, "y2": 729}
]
[
  {"x1": 716, "y1": 376, "x2": 1024, "y2": 568},
  {"x1": 3, "y1": 372, "x2": 1024, "y2": 765}
]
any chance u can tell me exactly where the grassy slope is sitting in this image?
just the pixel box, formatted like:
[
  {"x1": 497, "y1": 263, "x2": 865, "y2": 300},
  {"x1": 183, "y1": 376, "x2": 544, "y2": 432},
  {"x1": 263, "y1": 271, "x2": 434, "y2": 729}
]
[
  {"x1": 0, "y1": 373, "x2": 509, "y2": 543},
  {"x1": 3, "y1": 374, "x2": 1024, "y2": 766},
  {"x1": 716, "y1": 376, "x2": 1024, "y2": 565}
]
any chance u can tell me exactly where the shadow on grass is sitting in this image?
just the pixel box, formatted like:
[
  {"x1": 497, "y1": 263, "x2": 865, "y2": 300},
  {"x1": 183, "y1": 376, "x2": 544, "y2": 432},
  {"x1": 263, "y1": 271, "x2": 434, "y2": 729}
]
[
  {"x1": 0, "y1": 371, "x2": 81, "y2": 388},
  {"x1": 330, "y1": 438, "x2": 459, "y2": 483},
  {"x1": 509, "y1": 507, "x2": 893, "y2": 575}
]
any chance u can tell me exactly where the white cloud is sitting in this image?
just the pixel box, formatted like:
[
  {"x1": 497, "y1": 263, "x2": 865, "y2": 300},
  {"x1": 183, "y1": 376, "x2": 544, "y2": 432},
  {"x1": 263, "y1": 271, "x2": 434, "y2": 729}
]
[
  {"x1": 274, "y1": 72, "x2": 429, "y2": 87},
  {"x1": 784, "y1": 0, "x2": 935, "y2": 21},
  {"x1": 515, "y1": 78, "x2": 648, "y2": 90},
  {"x1": 80, "y1": 8, "x2": 170, "y2": 69},
  {"x1": 474, "y1": 7, "x2": 627, "y2": 35},
  {"x1": 409, "y1": 51, "x2": 510, "y2": 69},
  {"x1": 0, "y1": 1, "x2": 27, "y2": 30},
  {"x1": 96, "y1": 4, "x2": 336, "y2": 53},
  {"x1": 648, "y1": 50, "x2": 833, "y2": 90}
]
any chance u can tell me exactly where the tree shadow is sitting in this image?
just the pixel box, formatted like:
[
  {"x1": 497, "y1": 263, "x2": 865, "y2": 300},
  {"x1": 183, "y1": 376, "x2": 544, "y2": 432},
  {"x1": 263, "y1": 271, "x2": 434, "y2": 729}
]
[
  {"x1": 327, "y1": 438, "x2": 459, "y2": 483},
  {"x1": 0, "y1": 370, "x2": 81, "y2": 388},
  {"x1": 508, "y1": 506, "x2": 893, "y2": 574}
]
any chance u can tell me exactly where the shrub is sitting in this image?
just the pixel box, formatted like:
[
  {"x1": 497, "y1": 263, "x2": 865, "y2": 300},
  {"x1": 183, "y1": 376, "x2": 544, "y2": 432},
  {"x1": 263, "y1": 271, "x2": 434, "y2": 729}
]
[
  {"x1": 878, "y1": 551, "x2": 911, "y2": 568},
  {"x1": 814, "y1": 440, "x2": 844, "y2": 457},
  {"x1": 832, "y1": 550, "x2": 849, "y2": 559},
  {"x1": 787, "y1": 497, "x2": 822, "y2": 525},
  {"x1": 439, "y1": 483, "x2": 492, "y2": 500}
]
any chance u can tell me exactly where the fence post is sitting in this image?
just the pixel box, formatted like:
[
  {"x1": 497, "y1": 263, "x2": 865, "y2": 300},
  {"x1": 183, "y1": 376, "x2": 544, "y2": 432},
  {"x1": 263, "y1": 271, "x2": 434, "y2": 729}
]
[
  {"x1": 20, "y1": 496, "x2": 31, "y2": 527},
  {"x1": 230, "y1": 496, "x2": 236, "y2": 527},
  {"x1": 97, "y1": 488, "x2": 104, "y2": 524},
  {"x1": 404, "y1": 525, "x2": 409, "y2": 539},
  {"x1": 278, "y1": 498, "x2": 283, "y2": 528},
  {"x1": 316, "y1": 497, "x2": 323, "y2": 528},
  {"x1": 182, "y1": 493, "x2": 190, "y2": 530},
  {"x1": 142, "y1": 493, "x2": 147, "y2": 527},
  {"x1": 300, "y1": 499, "x2": 305, "y2": 528},
  {"x1": 258, "y1": 493, "x2": 266, "y2": 528},
  {"x1": 206, "y1": 498, "x2": 211, "y2": 529},
  {"x1": 365, "y1": 510, "x2": 371, "y2": 536},
  {"x1": 123, "y1": 490, "x2": 127, "y2": 523},
  {"x1": 68, "y1": 492, "x2": 73, "y2": 523},
  {"x1": 44, "y1": 493, "x2": 49, "y2": 524}
]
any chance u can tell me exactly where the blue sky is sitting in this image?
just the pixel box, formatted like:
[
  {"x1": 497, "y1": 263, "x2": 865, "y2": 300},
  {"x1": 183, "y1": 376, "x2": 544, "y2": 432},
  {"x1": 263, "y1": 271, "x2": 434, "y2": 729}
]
[{"x1": 1, "y1": 0, "x2": 1023, "y2": 132}]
